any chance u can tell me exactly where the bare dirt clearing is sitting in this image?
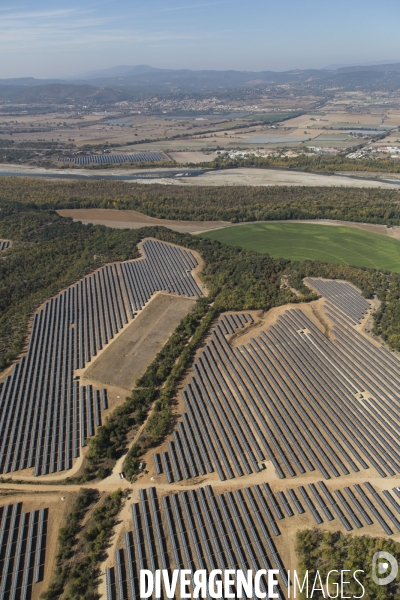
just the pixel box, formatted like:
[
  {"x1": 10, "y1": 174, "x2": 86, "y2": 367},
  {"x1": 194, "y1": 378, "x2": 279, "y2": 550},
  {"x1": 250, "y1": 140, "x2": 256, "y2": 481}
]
[
  {"x1": 57, "y1": 207, "x2": 230, "y2": 232},
  {"x1": 58, "y1": 208, "x2": 400, "y2": 241},
  {"x1": 84, "y1": 293, "x2": 197, "y2": 390},
  {"x1": 168, "y1": 150, "x2": 216, "y2": 163},
  {"x1": 4, "y1": 164, "x2": 400, "y2": 188},
  {"x1": 180, "y1": 167, "x2": 400, "y2": 188}
]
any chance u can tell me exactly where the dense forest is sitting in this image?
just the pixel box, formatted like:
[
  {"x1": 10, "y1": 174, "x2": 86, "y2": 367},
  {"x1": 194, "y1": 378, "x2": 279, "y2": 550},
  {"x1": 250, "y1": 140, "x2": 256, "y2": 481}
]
[
  {"x1": 296, "y1": 528, "x2": 400, "y2": 599},
  {"x1": 2, "y1": 177, "x2": 400, "y2": 224},
  {"x1": 208, "y1": 152, "x2": 400, "y2": 174}
]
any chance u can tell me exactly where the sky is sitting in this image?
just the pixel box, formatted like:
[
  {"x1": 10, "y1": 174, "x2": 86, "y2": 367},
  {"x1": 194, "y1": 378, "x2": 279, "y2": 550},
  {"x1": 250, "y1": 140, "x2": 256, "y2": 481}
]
[{"x1": 1, "y1": 0, "x2": 400, "y2": 79}]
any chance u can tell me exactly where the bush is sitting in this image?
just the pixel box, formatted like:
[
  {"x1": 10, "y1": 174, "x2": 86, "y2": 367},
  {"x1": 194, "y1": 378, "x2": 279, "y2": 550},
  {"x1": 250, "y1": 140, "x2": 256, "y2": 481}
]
[{"x1": 296, "y1": 529, "x2": 400, "y2": 599}]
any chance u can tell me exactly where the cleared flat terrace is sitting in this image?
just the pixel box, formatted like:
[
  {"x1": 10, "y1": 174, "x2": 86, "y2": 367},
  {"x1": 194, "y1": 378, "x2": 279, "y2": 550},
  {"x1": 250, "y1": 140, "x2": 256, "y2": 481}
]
[
  {"x1": 85, "y1": 293, "x2": 196, "y2": 390},
  {"x1": 57, "y1": 208, "x2": 230, "y2": 233}
]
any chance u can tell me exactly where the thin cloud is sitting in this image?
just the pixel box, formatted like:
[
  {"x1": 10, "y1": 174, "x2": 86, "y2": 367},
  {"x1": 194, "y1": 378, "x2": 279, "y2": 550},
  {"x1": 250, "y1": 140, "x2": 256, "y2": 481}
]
[
  {"x1": 0, "y1": 3, "x2": 212, "y2": 51},
  {"x1": 0, "y1": 5, "x2": 25, "y2": 11},
  {"x1": 0, "y1": 24, "x2": 206, "y2": 51},
  {"x1": 0, "y1": 1, "x2": 230, "y2": 71},
  {"x1": 157, "y1": 0, "x2": 237, "y2": 12},
  {"x1": 0, "y1": 8, "x2": 87, "y2": 20}
]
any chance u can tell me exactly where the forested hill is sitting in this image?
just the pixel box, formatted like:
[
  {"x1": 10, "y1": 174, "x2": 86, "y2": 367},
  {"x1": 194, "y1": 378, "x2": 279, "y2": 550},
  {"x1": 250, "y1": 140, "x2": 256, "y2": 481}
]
[{"x1": 2, "y1": 178, "x2": 400, "y2": 224}]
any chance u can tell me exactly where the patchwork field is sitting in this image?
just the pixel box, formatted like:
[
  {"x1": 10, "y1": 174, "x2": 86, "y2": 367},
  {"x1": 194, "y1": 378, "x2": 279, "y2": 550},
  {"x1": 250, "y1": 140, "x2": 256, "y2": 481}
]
[{"x1": 200, "y1": 222, "x2": 400, "y2": 271}]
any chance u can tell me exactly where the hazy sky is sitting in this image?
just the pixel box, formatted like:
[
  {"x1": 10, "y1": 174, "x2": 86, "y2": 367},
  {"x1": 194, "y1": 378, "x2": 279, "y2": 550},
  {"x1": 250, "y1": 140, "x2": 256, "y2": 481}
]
[{"x1": 1, "y1": 0, "x2": 400, "y2": 78}]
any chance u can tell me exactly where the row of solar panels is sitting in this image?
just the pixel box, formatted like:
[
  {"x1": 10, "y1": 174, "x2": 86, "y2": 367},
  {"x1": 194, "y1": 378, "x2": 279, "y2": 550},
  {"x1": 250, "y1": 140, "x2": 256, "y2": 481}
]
[
  {"x1": 59, "y1": 152, "x2": 165, "y2": 165},
  {"x1": 268, "y1": 311, "x2": 400, "y2": 478},
  {"x1": 324, "y1": 304, "x2": 400, "y2": 402},
  {"x1": 291, "y1": 482, "x2": 400, "y2": 535},
  {"x1": 304, "y1": 278, "x2": 370, "y2": 324},
  {"x1": 0, "y1": 240, "x2": 201, "y2": 476},
  {"x1": 218, "y1": 312, "x2": 254, "y2": 334},
  {"x1": 120, "y1": 240, "x2": 200, "y2": 316},
  {"x1": 288, "y1": 308, "x2": 400, "y2": 476},
  {"x1": 105, "y1": 485, "x2": 286, "y2": 600},
  {"x1": 153, "y1": 279, "x2": 400, "y2": 483},
  {"x1": 0, "y1": 240, "x2": 10, "y2": 252},
  {"x1": 0, "y1": 279, "x2": 108, "y2": 476},
  {"x1": 0, "y1": 503, "x2": 48, "y2": 600},
  {"x1": 105, "y1": 481, "x2": 400, "y2": 600},
  {"x1": 153, "y1": 315, "x2": 260, "y2": 483}
]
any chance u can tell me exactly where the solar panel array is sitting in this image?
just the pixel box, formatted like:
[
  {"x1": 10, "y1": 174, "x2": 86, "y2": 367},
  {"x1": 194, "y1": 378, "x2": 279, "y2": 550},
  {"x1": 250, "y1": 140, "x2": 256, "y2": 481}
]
[
  {"x1": 156, "y1": 313, "x2": 258, "y2": 483},
  {"x1": 304, "y1": 278, "x2": 370, "y2": 324},
  {"x1": 105, "y1": 485, "x2": 285, "y2": 600},
  {"x1": 0, "y1": 503, "x2": 48, "y2": 600},
  {"x1": 155, "y1": 280, "x2": 400, "y2": 482},
  {"x1": 320, "y1": 482, "x2": 400, "y2": 536},
  {"x1": 59, "y1": 152, "x2": 165, "y2": 166},
  {"x1": 0, "y1": 240, "x2": 201, "y2": 476},
  {"x1": 0, "y1": 240, "x2": 10, "y2": 251},
  {"x1": 105, "y1": 480, "x2": 400, "y2": 600}
]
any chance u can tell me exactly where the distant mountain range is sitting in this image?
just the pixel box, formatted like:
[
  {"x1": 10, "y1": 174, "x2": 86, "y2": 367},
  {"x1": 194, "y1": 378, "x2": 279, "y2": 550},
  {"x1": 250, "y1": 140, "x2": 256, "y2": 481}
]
[
  {"x1": 324, "y1": 60, "x2": 400, "y2": 70},
  {"x1": 69, "y1": 64, "x2": 164, "y2": 80},
  {"x1": 67, "y1": 62, "x2": 400, "y2": 89},
  {"x1": 1, "y1": 62, "x2": 400, "y2": 105}
]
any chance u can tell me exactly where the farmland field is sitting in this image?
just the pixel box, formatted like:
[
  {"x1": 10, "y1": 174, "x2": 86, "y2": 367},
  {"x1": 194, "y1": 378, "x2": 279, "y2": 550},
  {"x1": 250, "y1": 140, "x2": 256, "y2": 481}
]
[{"x1": 200, "y1": 222, "x2": 400, "y2": 271}]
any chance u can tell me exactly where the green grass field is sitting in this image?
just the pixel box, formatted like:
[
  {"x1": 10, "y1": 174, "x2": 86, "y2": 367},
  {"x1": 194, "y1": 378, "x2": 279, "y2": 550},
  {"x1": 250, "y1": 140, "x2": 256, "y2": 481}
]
[{"x1": 200, "y1": 223, "x2": 400, "y2": 272}]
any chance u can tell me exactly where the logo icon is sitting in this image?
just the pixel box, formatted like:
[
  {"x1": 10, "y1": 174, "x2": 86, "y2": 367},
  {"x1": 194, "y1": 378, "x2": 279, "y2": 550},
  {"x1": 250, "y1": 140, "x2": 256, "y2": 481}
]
[{"x1": 372, "y1": 551, "x2": 398, "y2": 586}]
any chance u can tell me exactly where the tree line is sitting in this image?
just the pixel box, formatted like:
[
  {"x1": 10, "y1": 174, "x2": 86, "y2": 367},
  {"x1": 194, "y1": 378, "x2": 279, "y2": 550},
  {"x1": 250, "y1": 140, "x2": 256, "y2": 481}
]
[
  {"x1": 208, "y1": 152, "x2": 400, "y2": 174},
  {"x1": 3, "y1": 177, "x2": 400, "y2": 224},
  {"x1": 41, "y1": 488, "x2": 123, "y2": 600}
]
